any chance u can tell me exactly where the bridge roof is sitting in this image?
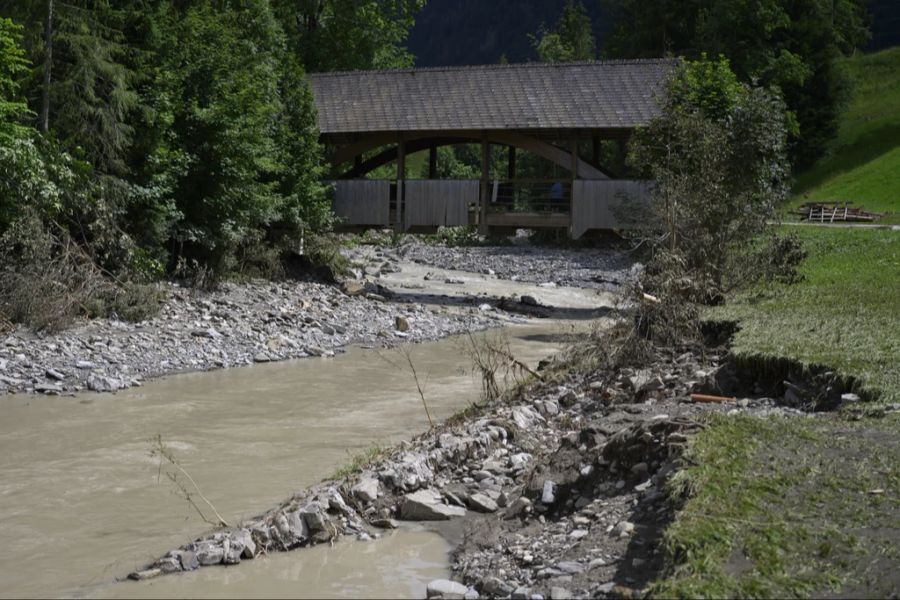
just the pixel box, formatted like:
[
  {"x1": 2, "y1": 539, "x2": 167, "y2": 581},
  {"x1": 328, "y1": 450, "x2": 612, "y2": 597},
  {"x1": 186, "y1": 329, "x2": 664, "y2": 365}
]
[{"x1": 308, "y1": 59, "x2": 676, "y2": 136}]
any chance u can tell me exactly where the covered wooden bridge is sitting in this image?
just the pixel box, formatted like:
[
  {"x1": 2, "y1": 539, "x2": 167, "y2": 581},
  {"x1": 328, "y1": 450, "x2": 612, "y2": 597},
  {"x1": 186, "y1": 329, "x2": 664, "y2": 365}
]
[{"x1": 308, "y1": 59, "x2": 674, "y2": 238}]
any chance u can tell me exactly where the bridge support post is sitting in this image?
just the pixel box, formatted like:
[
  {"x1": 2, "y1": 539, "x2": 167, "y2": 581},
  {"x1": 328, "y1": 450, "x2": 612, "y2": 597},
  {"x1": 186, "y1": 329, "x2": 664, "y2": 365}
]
[
  {"x1": 479, "y1": 132, "x2": 489, "y2": 235},
  {"x1": 396, "y1": 136, "x2": 405, "y2": 232}
]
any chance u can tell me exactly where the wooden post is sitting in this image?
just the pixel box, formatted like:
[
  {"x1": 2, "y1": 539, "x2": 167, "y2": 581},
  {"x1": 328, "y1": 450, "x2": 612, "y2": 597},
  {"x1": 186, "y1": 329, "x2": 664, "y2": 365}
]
[
  {"x1": 617, "y1": 137, "x2": 628, "y2": 172},
  {"x1": 507, "y1": 145, "x2": 516, "y2": 180},
  {"x1": 480, "y1": 132, "x2": 489, "y2": 234},
  {"x1": 428, "y1": 145, "x2": 437, "y2": 179},
  {"x1": 354, "y1": 154, "x2": 362, "y2": 171},
  {"x1": 591, "y1": 135, "x2": 600, "y2": 168},
  {"x1": 396, "y1": 136, "x2": 405, "y2": 231}
]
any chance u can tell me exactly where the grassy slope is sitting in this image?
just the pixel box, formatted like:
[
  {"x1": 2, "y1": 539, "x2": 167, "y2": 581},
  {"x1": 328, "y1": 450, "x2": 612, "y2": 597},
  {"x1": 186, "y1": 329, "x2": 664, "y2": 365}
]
[
  {"x1": 712, "y1": 227, "x2": 900, "y2": 403},
  {"x1": 655, "y1": 49, "x2": 900, "y2": 599},
  {"x1": 788, "y1": 47, "x2": 900, "y2": 221}
]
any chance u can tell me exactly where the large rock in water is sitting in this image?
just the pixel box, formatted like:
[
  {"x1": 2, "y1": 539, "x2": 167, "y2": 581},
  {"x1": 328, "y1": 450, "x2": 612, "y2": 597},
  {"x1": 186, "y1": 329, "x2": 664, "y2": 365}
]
[
  {"x1": 426, "y1": 579, "x2": 468, "y2": 599},
  {"x1": 400, "y1": 489, "x2": 466, "y2": 520}
]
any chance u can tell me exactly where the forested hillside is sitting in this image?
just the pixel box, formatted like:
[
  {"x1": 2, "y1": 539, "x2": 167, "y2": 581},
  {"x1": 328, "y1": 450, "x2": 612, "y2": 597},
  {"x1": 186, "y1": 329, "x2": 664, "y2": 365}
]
[{"x1": 408, "y1": 0, "x2": 900, "y2": 67}]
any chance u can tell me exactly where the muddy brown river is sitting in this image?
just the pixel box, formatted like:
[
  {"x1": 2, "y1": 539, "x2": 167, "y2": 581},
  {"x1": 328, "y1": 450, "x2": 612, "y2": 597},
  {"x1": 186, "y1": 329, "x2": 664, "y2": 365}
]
[{"x1": 0, "y1": 318, "x2": 593, "y2": 599}]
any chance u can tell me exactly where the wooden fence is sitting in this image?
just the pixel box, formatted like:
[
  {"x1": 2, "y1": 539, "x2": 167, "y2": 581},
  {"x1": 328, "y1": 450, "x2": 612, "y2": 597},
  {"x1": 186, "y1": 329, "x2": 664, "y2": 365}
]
[
  {"x1": 571, "y1": 180, "x2": 652, "y2": 238},
  {"x1": 333, "y1": 179, "x2": 391, "y2": 226},
  {"x1": 403, "y1": 180, "x2": 479, "y2": 230}
]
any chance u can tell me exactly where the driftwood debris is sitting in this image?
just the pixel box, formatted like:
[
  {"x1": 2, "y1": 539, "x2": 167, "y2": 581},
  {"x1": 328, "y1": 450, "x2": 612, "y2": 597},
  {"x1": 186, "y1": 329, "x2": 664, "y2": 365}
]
[{"x1": 793, "y1": 202, "x2": 882, "y2": 223}]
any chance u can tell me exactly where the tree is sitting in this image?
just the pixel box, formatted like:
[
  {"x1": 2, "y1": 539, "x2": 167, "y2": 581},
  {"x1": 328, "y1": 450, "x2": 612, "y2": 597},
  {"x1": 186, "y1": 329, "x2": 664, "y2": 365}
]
[
  {"x1": 629, "y1": 57, "x2": 791, "y2": 292},
  {"x1": 604, "y1": 0, "x2": 870, "y2": 167},
  {"x1": 531, "y1": 0, "x2": 595, "y2": 63},
  {"x1": 272, "y1": 0, "x2": 426, "y2": 72}
]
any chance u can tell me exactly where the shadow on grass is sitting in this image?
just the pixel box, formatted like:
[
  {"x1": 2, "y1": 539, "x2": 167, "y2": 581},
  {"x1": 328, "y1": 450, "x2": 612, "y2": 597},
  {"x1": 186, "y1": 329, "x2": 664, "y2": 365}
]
[{"x1": 794, "y1": 123, "x2": 900, "y2": 195}]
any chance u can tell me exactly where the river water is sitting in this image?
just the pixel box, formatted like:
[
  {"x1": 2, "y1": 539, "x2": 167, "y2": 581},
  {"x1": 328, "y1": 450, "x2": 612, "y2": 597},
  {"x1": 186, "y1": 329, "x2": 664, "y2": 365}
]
[{"x1": 0, "y1": 318, "x2": 591, "y2": 599}]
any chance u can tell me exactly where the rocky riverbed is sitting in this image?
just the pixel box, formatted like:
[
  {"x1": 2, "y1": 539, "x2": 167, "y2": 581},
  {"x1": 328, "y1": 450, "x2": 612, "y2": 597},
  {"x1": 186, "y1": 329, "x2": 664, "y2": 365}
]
[
  {"x1": 0, "y1": 276, "x2": 512, "y2": 396},
  {"x1": 0, "y1": 239, "x2": 634, "y2": 398},
  {"x1": 128, "y1": 332, "x2": 817, "y2": 599},
  {"x1": 345, "y1": 239, "x2": 640, "y2": 291}
]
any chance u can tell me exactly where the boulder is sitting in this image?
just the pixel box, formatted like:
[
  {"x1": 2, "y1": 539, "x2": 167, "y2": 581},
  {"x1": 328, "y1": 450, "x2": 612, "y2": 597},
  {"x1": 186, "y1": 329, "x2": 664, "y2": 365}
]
[
  {"x1": 399, "y1": 489, "x2": 466, "y2": 521},
  {"x1": 427, "y1": 579, "x2": 468, "y2": 599},
  {"x1": 467, "y1": 492, "x2": 498, "y2": 513},
  {"x1": 352, "y1": 477, "x2": 381, "y2": 503},
  {"x1": 394, "y1": 316, "x2": 410, "y2": 332},
  {"x1": 87, "y1": 374, "x2": 122, "y2": 393}
]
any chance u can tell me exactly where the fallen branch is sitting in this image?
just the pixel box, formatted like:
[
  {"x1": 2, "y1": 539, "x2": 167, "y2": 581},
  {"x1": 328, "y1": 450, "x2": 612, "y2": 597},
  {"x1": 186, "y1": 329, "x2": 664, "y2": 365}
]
[{"x1": 690, "y1": 393, "x2": 736, "y2": 403}]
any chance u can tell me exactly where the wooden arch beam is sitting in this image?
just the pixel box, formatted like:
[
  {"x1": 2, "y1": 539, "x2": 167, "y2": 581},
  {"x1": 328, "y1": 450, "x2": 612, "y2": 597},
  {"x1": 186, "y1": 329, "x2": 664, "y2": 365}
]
[{"x1": 333, "y1": 131, "x2": 610, "y2": 180}]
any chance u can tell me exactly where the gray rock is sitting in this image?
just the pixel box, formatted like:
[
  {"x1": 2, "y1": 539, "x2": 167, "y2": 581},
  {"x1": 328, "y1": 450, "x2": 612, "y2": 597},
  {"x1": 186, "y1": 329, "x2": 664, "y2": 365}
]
[
  {"x1": 542, "y1": 480, "x2": 557, "y2": 504},
  {"x1": 34, "y1": 383, "x2": 62, "y2": 394},
  {"x1": 75, "y1": 360, "x2": 95, "y2": 369},
  {"x1": 195, "y1": 545, "x2": 224, "y2": 565},
  {"x1": 400, "y1": 489, "x2": 466, "y2": 520},
  {"x1": 87, "y1": 374, "x2": 122, "y2": 392},
  {"x1": 45, "y1": 368, "x2": 66, "y2": 380},
  {"x1": 568, "y1": 529, "x2": 589, "y2": 539},
  {"x1": 427, "y1": 579, "x2": 468, "y2": 599},
  {"x1": 556, "y1": 561, "x2": 584, "y2": 574},
  {"x1": 549, "y1": 587, "x2": 572, "y2": 600},
  {"x1": 394, "y1": 316, "x2": 410, "y2": 332},
  {"x1": 300, "y1": 506, "x2": 327, "y2": 531},
  {"x1": 520, "y1": 295, "x2": 539, "y2": 306},
  {"x1": 482, "y1": 577, "x2": 515, "y2": 596},
  {"x1": 176, "y1": 550, "x2": 200, "y2": 571},
  {"x1": 253, "y1": 353, "x2": 272, "y2": 363},
  {"x1": 128, "y1": 568, "x2": 162, "y2": 581},
  {"x1": 558, "y1": 390, "x2": 578, "y2": 407},
  {"x1": 512, "y1": 586, "x2": 531, "y2": 599},
  {"x1": 841, "y1": 392, "x2": 861, "y2": 403},
  {"x1": 504, "y1": 496, "x2": 531, "y2": 519},
  {"x1": 612, "y1": 521, "x2": 635, "y2": 537},
  {"x1": 352, "y1": 477, "x2": 381, "y2": 503},
  {"x1": 468, "y1": 492, "x2": 498, "y2": 513},
  {"x1": 232, "y1": 529, "x2": 257, "y2": 559}
]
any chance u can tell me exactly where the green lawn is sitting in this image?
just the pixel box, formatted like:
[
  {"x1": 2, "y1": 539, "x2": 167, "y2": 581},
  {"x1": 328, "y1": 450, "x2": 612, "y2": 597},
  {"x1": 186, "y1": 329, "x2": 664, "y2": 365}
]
[
  {"x1": 789, "y1": 47, "x2": 900, "y2": 222},
  {"x1": 653, "y1": 413, "x2": 900, "y2": 599},
  {"x1": 710, "y1": 227, "x2": 900, "y2": 404},
  {"x1": 657, "y1": 204, "x2": 899, "y2": 600}
]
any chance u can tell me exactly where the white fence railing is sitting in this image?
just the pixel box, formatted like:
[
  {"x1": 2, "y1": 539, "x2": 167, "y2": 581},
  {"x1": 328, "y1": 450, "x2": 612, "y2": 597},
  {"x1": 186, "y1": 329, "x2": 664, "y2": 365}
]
[{"x1": 571, "y1": 180, "x2": 652, "y2": 238}]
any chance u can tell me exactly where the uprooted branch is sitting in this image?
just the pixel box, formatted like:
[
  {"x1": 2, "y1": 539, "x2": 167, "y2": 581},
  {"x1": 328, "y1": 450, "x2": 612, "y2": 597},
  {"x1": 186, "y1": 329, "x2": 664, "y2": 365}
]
[{"x1": 150, "y1": 434, "x2": 230, "y2": 528}]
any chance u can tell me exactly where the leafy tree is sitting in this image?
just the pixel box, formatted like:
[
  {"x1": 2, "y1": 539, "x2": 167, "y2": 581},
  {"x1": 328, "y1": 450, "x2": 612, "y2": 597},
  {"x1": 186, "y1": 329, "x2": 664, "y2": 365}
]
[
  {"x1": 0, "y1": 17, "x2": 30, "y2": 140},
  {"x1": 629, "y1": 57, "x2": 791, "y2": 292},
  {"x1": 604, "y1": 0, "x2": 870, "y2": 167},
  {"x1": 273, "y1": 0, "x2": 426, "y2": 72},
  {"x1": 531, "y1": 0, "x2": 595, "y2": 62}
]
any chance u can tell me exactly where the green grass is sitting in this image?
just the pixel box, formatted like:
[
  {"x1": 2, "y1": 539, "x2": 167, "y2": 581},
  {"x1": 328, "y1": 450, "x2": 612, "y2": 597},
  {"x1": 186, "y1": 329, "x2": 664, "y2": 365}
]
[
  {"x1": 653, "y1": 413, "x2": 900, "y2": 598},
  {"x1": 710, "y1": 227, "x2": 900, "y2": 403},
  {"x1": 788, "y1": 47, "x2": 900, "y2": 222}
]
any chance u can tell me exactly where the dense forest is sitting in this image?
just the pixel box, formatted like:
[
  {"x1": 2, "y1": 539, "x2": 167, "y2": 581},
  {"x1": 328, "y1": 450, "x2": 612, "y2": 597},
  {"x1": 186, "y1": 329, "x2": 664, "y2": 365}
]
[{"x1": 0, "y1": 0, "x2": 885, "y2": 329}]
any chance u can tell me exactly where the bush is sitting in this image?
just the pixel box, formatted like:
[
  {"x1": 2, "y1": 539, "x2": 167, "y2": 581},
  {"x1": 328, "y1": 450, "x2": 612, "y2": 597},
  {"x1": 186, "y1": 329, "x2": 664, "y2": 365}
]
[
  {"x1": 0, "y1": 213, "x2": 161, "y2": 330},
  {"x1": 627, "y1": 57, "x2": 794, "y2": 345}
]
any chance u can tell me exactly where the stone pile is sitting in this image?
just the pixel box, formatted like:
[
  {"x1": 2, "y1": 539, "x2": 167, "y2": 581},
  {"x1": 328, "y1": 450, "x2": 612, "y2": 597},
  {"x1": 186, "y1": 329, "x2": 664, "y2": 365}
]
[{"x1": 129, "y1": 339, "x2": 807, "y2": 597}]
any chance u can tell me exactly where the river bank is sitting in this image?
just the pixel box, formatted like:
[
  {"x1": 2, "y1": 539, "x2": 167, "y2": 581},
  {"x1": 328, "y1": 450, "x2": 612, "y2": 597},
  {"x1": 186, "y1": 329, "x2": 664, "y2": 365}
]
[
  {"x1": 0, "y1": 240, "x2": 633, "y2": 398},
  {"x1": 126, "y1": 325, "x2": 820, "y2": 599}
]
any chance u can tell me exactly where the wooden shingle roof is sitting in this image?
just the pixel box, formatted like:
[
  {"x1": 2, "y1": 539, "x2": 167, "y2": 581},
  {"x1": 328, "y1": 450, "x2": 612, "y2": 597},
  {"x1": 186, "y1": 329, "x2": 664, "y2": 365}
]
[{"x1": 309, "y1": 59, "x2": 676, "y2": 135}]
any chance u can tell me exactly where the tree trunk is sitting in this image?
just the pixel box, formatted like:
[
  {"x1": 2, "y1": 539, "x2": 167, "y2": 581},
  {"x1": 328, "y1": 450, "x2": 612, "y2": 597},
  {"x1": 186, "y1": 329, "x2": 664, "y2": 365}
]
[{"x1": 40, "y1": 0, "x2": 53, "y2": 134}]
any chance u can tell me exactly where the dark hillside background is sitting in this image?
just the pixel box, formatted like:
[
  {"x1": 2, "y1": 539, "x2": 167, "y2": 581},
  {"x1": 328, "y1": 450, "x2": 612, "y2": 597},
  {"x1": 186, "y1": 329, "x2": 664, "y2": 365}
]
[
  {"x1": 407, "y1": 0, "x2": 899, "y2": 66},
  {"x1": 406, "y1": 0, "x2": 610, "y2": 66}
]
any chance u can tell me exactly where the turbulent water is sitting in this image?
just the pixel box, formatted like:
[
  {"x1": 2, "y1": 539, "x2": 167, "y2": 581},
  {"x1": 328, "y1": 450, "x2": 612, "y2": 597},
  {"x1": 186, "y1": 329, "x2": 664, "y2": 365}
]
[{"x1": 0, "y1": 320, "x2": 584, "y2": 599}]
